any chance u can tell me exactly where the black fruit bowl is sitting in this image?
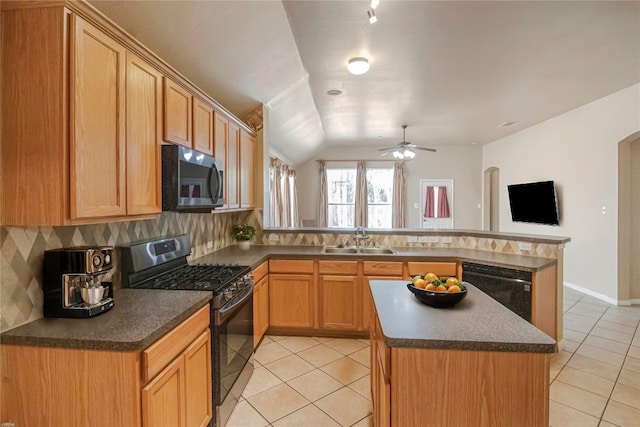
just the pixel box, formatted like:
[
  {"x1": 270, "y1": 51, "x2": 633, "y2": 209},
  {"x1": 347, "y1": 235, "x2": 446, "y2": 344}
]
[{"x1": 406, "y1": 283, "x2": 468, "y2": 308}]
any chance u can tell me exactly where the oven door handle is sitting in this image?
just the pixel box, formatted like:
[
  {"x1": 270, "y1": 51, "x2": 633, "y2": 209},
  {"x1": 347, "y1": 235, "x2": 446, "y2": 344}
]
[{"x1": 215, "y1": 282, "x2": 254, "y2": 324}]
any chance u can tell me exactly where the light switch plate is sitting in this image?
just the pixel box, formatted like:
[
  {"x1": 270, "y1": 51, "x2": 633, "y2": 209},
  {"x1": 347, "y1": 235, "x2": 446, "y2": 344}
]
[
  {"x1": 407, "y1": 236, "x2": 418, "y2": 243},
  {"x1": 519, "y1": 242, "x2": 532, "y2": 251},
  {"x1": 206, "y1": 241, "x2": 213, "y2": 249},
  {"x1": 269, "y1": 234, "x2": 279, "y2": 241}
]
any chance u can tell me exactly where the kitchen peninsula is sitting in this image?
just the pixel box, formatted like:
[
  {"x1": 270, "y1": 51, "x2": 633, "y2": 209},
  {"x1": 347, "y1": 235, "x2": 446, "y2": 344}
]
[{"x1": 369, "y1": 280, "x2": 555, "y2": 426}]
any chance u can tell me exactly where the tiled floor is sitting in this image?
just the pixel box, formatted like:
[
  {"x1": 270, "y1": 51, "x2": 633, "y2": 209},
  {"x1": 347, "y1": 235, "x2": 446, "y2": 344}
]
[{"x1": 227, "y1": 287, "x2": 640, "y2": 427}]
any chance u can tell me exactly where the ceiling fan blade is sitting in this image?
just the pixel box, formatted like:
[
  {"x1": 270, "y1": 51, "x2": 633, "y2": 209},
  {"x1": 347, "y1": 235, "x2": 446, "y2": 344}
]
[
  {"x1": 414, "y1": 146, "x2": 437, "y2": 152},
  {"x1": 380, "y1": 151, "x2": 391, "y2": 157},
  {"x1": 377, "y1": 147, "x2": 397, "y2": 152}
]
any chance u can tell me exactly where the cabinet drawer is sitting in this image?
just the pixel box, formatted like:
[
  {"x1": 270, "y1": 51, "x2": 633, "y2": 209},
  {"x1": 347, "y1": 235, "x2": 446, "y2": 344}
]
[
  {"x1": 269, "y1": 259, "x2": 314, "y2": 274},
  {"x1": 143, "y1": 304, "x2": 210, "y2": 383},
  {"x1": 363, "y1": 261, "x2": 403, "y2": 276},
  {"x1": 319, "y1": 260, "x2": 358, "y2": 275},
  {"x1": 407, "y1": 262, "x2": 457, "y2": 277},
  {"x1": 253, "y1": 261, "x2": 268, "y2": 282}
]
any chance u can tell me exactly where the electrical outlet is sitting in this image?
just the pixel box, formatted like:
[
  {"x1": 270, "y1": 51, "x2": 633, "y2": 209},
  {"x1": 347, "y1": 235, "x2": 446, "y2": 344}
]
[
  {"x1": 418, "y1": 236, "x2": 429, "y2": 243},
  {"x1": 441, "y1": 236, "x2": 453, "y2": 244},
  {"x1": 407, "y1": 236, "x2": 418, "y2": 243},
  {"x1": 268, "y1": 234, "x2": 279, "y2": 241},
  {"x1": 414, "y1": 203, "x2": 420, "y2": 209},
  {"x1": 206, "y1": 241, "x2": 213, "y2": 249},
  {"x1": 428, "y1": 236, "x2": 439, "y2": 243},
  {"x1": 518, "y1": 242, "x2": 532, "y2": 251}
]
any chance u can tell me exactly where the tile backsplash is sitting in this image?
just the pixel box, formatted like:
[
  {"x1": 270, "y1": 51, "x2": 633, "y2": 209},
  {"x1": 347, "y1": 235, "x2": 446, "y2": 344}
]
[{"x1": 0, "y1": 210, "x2": 262, "y2": 332}]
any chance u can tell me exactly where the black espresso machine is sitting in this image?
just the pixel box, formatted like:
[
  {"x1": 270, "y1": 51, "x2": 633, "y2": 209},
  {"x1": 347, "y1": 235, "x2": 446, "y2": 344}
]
[{"x1": 43, "y1": 247, "x2": 114, "y2": 318}]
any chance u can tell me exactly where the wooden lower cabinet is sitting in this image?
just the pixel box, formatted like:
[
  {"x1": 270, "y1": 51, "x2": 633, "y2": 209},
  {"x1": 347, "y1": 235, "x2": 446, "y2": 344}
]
[
  {"x1": 0, "y1": 305, "x2": 212, "y2": 427},
  {"x1": 254, "y1": 274, "x2": 269, "y2": 348},
  {"x1": 269, "y1": 273, "x2": 314, "y2": 328},
  {"x1": 318, "y1": 275, "x2": 360, "y2": 330}
]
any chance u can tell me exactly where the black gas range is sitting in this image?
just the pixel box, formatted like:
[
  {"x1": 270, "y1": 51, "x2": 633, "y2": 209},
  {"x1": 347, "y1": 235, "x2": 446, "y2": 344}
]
[{"x1": 120, "y1": 235, "x2": 254, "y2": 427}]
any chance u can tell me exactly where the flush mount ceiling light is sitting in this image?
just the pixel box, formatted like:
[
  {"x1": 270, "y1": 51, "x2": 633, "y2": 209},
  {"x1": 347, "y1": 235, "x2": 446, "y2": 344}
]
[
  {"x1": 327, "y1": 89, "x2": 343, "y2": 96},
  {"x1": 371, "y1": 0, "x2": 380, "y2": 9},
  {"x1": 367, "y1": 9, "x2": 377, "y2": 24},
  {"x1": 348, "y1": 57, "x2": 370, "y2": 75}
]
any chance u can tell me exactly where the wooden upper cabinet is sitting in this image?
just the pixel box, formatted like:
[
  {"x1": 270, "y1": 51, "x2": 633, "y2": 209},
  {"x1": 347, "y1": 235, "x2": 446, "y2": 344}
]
[
  {"x1": 239, "y1": 130, "x2": 255, "y2": 209},
  {"x1": 227, "y1": 122, "x2": 240, "y2": 209},
  {"x1": 213, "y1": 111, "x2": 229, "y2": 208},
  {"x1": 164, "y1": 78, "x2": 192, "y2": 147},
  {"x1": 125, "y1": 52, "x2": 162, "y2": 215},
  {"x1": 193, "y1": 97, "x2": 214, "y2": 155},
  {"x1": 70, "y1": 15, "x2": 127, "y2": 219}
]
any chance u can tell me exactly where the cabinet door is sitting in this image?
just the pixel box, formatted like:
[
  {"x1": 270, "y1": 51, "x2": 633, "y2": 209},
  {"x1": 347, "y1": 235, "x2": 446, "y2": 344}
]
[
  {"x1": 184, "y1": 330, "x2": 213, "y2": 427},
  {"x1": 269, "y1": 274, "x2": 313, "y2": 328},
  {"x1": 319, "y1": 275, "x2": 359, "y2": 330},
  {"x1": 227, "y1": 122, "x2": 240, "y2": 209},
  {"x1": 406, "y1": 261, "x2": 457, "y2": 279},
  {"x1": 193, "y1": 97, "x2": 214, "y2": 155},
  {"x1": 70, "y1": 15, "x2": 126, "y2": 219},
  {"x1": 213, "y1": 111, "x2": 229, "y2": 208},
  {"x1": 164, "y1": 78, "x2": 192, "y2": 147},
  {"x1": 253, "y1": 275, "x2": 269, "y2": 348},
  {"x1": 239, "y1": 130, "x2": 255, "y2": 209},
  {"x1": 142, "y1": 355, "x2": 187, "y2": 427},
  {"x1": 126, "y1": 51, "x2": 162, "y2": 215}
]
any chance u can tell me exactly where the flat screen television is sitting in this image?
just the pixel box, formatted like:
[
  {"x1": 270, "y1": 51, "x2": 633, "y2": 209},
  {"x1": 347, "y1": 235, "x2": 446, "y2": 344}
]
[{"x1": 507, "y1": 180, "x2": 560, "y2": 225}]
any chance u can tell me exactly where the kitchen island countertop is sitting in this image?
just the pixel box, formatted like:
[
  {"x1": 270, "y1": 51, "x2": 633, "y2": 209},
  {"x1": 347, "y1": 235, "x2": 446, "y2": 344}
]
[
  {"x1": 370, "y1": 280, "x2": 556, "y2": 353},
  {"x1": 0, "y1": 289, "x2": 212, "y2": 351}
]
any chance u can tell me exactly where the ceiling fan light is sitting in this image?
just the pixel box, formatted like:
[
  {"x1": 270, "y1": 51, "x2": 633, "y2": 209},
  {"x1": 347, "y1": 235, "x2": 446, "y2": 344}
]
[
  {"x1": 348, "y1": 57, "x2": 370, "y2": 75},
  {"x1": 393, "y1": 150, "x2": 404, "y2": 159},
  {"x1": 371, "y1": 0, "x2": 380, "y2": 10},
  {"x1": 405, "y1": 150, "x2": 416, "y2": 159},
  {"x1": 367, "y1": 9, "x2": 377, "y2": 24}
]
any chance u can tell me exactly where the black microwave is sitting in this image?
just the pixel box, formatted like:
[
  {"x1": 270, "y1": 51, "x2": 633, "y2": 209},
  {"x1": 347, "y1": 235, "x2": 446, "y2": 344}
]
[{"x1": 162, "y1": 145, "x2": 224, "y2": 211}]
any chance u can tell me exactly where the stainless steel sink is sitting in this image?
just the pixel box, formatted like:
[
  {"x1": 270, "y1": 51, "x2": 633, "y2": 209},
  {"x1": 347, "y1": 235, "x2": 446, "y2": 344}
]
[
  {"x1": 322, "y1": 247, "x2": 358, "y2": 254},
  {"x1": 321, "y1": 246, "x2": 396, "y2": 255},
  {"x1": 358, "y1": 247, "x2": 396, "y2": 255}
]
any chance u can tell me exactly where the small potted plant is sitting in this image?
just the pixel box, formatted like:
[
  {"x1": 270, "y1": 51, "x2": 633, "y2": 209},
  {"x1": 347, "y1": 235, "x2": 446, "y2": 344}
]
[{"x1": 232, "y1": 224, "x2": 256, "y2": 251}]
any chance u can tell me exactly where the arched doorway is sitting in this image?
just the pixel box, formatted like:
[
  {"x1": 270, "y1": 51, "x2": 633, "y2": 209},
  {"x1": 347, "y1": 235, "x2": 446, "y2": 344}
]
[
  {"x1": 483, "y1": 167, "x2": 500, "y2": 231},
  {"x1": 618, "y1": 132, "x2": 640, "y2": 304}
]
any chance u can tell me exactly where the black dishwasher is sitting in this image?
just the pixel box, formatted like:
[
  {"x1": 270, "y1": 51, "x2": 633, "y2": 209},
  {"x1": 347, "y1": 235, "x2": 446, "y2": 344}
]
[{"x1": 462, "y1": 262, "x2": 532, "y2": 322}]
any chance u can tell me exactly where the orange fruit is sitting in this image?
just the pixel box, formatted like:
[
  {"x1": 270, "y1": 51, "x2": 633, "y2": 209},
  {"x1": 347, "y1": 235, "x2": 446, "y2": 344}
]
[
  {"x1": 425, "y1": 272, "x2": 439, "y2": 283},
  {"x1": 446, "y1": 277, "x2": 459, "y2": 287},
  {"x1": 435, "y1": 284, "x2": 448, "y2": 292},
  {"x1": 425, "y1": 283, "x2": 436, "y2": 291},
  {"x1": 414, "y1": 279, "x2": 427, "y2": 289},
  {"x1": 448, "y1": 285, "x2": 461, "y2": 293}
]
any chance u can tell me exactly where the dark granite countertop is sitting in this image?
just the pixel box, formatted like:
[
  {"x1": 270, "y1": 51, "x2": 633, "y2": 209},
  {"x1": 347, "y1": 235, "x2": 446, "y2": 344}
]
[
  {"x1": 370, "y1": 280, "x2": 556, "y2": 353},
  {"x1": 0, "y1": 289, "x2": 212, "y2": 351},
  {"x1": 192, "y1": 245, "x2": 556, "y2": 272}
]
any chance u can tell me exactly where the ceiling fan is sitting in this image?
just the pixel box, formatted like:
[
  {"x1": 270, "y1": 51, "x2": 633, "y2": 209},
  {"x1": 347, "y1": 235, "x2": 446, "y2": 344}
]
[{"x1": 378, "y1": 125, "x2": 436, "y2": 159}]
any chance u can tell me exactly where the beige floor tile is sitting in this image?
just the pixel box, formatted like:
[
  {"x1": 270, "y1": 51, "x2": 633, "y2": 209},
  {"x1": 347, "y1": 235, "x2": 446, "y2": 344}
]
[
  {"x1": 348, "y1": 375, "x2": 371, "y2": 400},
  {"x1": 617, "y1": 368, "x2": 640, "y2": 389},
  {"x1": 550, "y1": 361, "x2": 564, "y2": 381},
  {"x1": 555, "y1": 366, "x2": 615, "y2": 397},
  {"x1": 560, "y1": 339, "x2": 580, "y2": 353},
  {"x1": 272, "y1": 404, "x2": 340, "y2": 427},
  {"x1": 551, "y1": 350, "x2": 573, "y2": 366},
  {"x1": 297, "y1": 343, "x2": 344, "y2": 367},
  {"x1": 358, "y1": 339, "x2": 371, "y2": 346},
  {"x1": 611, "y1": 382, "x2": 640, "y2": 409},
  {"x1": 628, "y1": 345, "x2": 640, "y2": 359},
  {"x1": 265, "y1": 354, "x2": 315, "y2": 382},
  {"x1": 246, "y1": 383, "x2": 310, "y2": 423},
  {"x1": 564, "y1": 313, "x2": 598, "y2": 334},
  {"x1": 597, "y1": 319, "x2": 638, "y2": 336},
  {"x1": 605, "y1": 306, "x2": 640, "y2": 319},
  {"x1": 568, "y1": 305, "x2": 607, "y2": 318},
  {"x1": 254, "y1": 341, "x2": 293, "y2": 365},
  {"x1": 260, "y1": 336, "x2": 274, "y2": 346},
  {"x1": 633, "y1": 335, "x2": 640, "y2": 348},
  {"x1": 602, "y1": 399, "x2": 640, "y2": 426},
  {"x1": 312, "y1": 336, "x2": 335, "y2": 343},
  {"x1": 576, "y1": 344, "x2": 626, "y2": 367},
  {"x1": 549, "y1": 400, "x2": 600, "y2": 427},
  {"x1": 590, "y1": 327, "x2": 634, "y2": 345},
  {"x1": 566, "y1": 354, "x2": 621, "y2": 381},
  {"x1": 315, "y1": 387, "x2": 372, "y2": 427},
  {"x1": 242, "y1": 366, "x2": 283, "y2": 398},
  {"x1": 287, "y1": 369, "x2": 344, "y2": 402},
  {"x1": 321, "y1": 357, "x2": 369, "y2": 385},
  {"x1": 550, "y1": 381, "x2": 608, "y2": 418},
  {"x1": 351, "y1": 414, "x2": 374, "y2": 427},
  {"x1": 324, "y1": 338, "x2": 368, "y2": 355},
  {"x1": 581, "y1": 297, "x2": 611, "y2": 308},
  {"x1": 583, "y1": 335, "x2": 631, "y2": 355},
  {"x1": 277, "y1": 336, "x2": 321, "y2": 353},
  {"x1": 564, "y1": 329, "x2": 588, "y2": 343},
  {"x1": 623, "y1": 356, "x2": 640, "y2": 374},
  {"x1": 598, "y1": 421, "x2": 619, "y2": 427},
  {"x1": 348, "y1": 347, "x2": 371, "y2": 368},
  {"x1": 267, "y1": 335, "x2": 288, "y2": 342},
  {"x1": 225, "y1": 400, "x2": 270, "y2": 427}
]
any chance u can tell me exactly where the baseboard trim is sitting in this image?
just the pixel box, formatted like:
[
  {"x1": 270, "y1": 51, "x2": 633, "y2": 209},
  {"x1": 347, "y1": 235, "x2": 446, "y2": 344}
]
[{"x1": 564, "y1": 281, "x2": 619, "y2": 305}]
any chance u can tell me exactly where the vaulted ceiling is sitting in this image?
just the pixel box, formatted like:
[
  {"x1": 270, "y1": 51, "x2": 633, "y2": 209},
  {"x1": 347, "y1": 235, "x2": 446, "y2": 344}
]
[{"x1": 90, "y1": 0, "x2": 640, "y2": 165}]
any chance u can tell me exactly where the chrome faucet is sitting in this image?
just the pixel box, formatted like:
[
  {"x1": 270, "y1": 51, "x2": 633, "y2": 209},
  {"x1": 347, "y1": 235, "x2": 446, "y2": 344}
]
[{"x1": 354, "y1": 226, "x2": 370, "y2": 248}]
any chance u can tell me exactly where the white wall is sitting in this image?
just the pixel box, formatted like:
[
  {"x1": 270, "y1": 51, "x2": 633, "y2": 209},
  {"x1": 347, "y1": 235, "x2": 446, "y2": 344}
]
[
  {"x1": 482, "y1": 84, "x2": 640, "y2": 301},
  {"x1": 296, "y1": 145, "x2": 483, "y2": 229}
]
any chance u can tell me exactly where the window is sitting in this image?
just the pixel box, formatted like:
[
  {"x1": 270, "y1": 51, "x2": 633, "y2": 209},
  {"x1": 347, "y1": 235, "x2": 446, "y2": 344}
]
[
  {"x1": 327, "y1": 169, "x2": 356, "y2": 228},
  {"x1": 326, "y1": 166, "x2": 393, "y2": 228},
  {"x1": 367, "y1": 168, "x2": 393, "y2": 228}
]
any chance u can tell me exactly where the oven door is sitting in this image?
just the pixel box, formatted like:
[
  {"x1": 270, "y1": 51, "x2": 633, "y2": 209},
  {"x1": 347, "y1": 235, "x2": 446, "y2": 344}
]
[{"x1": 213, "y1": 286, "x2": 254, "y2": 406}]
